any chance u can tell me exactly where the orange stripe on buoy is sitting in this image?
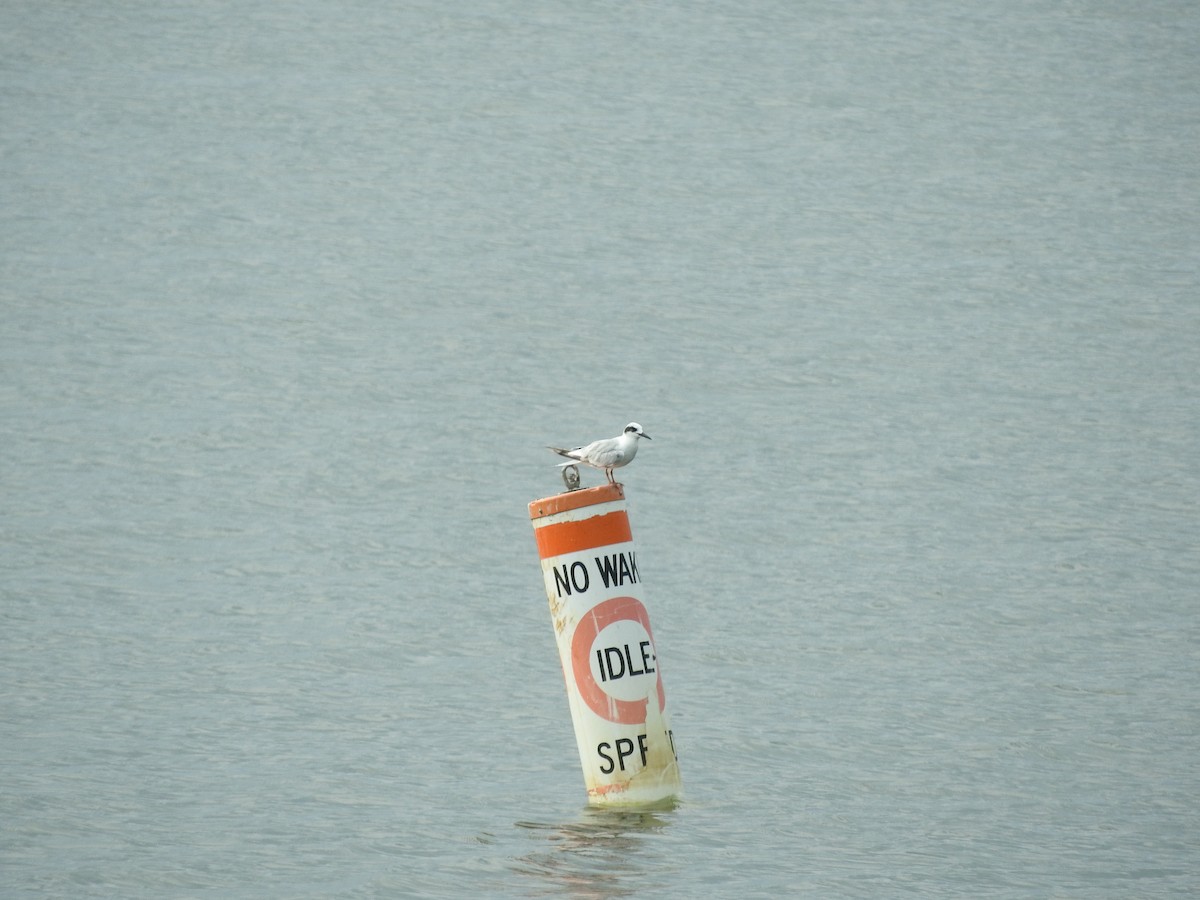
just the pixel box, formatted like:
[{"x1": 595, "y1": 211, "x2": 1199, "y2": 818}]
[
  {"x1": 533, "y1": 511, "x2": 632, "y2": 559},
  {"x1": 528, "y1": 482, "x2": 625, "y2": 520}
]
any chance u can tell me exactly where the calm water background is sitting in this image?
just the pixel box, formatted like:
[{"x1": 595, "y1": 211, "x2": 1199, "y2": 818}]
[{"x1": 3, "y1": 1, "x2": 1198, "y2": 896}]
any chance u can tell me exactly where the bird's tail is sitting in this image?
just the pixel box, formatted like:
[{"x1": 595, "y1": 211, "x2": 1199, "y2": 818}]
[{"x1": 547, "y1": 446, "x2": 580, "y2": 461}]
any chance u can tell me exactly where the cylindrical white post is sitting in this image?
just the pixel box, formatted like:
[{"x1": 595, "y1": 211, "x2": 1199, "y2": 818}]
[{"x1": 529, "y1": 482, "x2": 682, "y2": 806}]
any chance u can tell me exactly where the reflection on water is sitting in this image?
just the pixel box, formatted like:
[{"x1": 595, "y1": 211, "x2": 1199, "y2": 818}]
[{"x1": 511, "y1": 805, "x2": 680, "y2": 898}]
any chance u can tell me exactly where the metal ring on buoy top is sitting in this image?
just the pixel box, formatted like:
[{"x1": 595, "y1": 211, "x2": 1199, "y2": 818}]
[{"x1": 561, "y1": 464, "x2": 582, "y2": 491}]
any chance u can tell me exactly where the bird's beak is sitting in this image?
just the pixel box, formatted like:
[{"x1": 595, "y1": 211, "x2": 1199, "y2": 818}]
[{"x1": 642, "y1": 433, "x2": 652, "y2": 440}]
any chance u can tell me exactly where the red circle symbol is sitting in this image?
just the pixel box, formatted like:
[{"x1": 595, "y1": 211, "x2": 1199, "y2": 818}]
[{"x1": 570, "y1": 596, "x2": 667, "y2": 725}]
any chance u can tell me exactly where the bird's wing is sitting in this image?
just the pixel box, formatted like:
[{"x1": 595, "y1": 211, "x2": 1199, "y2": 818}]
[{"x1": 584, "y1": 439, "x2": 626, "y2": 467}]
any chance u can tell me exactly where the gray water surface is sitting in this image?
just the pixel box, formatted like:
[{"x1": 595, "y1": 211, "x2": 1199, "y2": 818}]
[{"x1": 3, "y1": 1, "x2": 1198, "y2": 896}]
